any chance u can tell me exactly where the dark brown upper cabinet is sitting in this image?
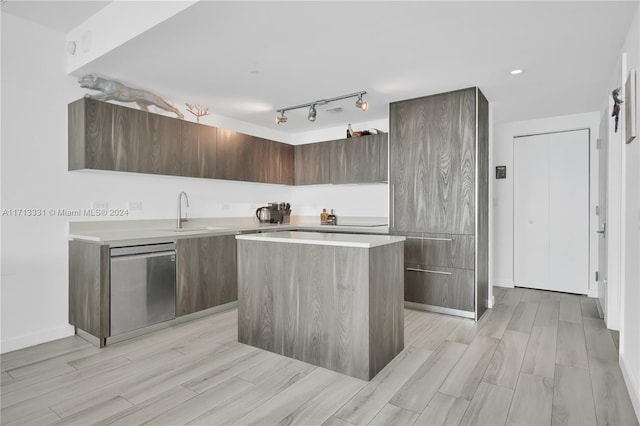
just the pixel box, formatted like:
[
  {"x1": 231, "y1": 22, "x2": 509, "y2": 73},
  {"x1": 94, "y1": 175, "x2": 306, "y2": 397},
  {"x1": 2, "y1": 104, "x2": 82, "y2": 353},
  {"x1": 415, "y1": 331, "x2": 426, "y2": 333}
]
[
  {"x1": 331, "y1": 133, "x2": 388, "y2": 184},
  {"x1": 295, "y1": 134, "x2": 388, "y2": 185},
  {"x1": 69, "y1": 98, "x2": 379, "y2": 187},
  {"x1": 294, "y1": 141, "x2": 333, "y2": 185},
  {"x1": 181, "y1": 120, "x2": 217, "y2": 178},
  {"x1": 69, "y1": 97, "x2": 181, "y2": 176}
]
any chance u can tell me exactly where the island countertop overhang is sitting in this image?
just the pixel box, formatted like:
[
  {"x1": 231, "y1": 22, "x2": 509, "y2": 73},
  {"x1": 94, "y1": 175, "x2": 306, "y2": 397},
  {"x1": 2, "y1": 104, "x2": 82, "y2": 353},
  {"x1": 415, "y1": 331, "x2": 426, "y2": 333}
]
[{"x1": 235, "y1": 231, "x2": 405, "y2": 248}]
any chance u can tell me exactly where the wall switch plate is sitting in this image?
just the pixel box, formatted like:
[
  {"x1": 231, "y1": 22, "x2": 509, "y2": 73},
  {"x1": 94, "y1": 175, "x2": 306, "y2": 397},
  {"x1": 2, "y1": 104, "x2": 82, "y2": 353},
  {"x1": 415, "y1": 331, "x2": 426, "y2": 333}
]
[{"x1": 128, "y1": 201, "x2": 143, "y2": 211}]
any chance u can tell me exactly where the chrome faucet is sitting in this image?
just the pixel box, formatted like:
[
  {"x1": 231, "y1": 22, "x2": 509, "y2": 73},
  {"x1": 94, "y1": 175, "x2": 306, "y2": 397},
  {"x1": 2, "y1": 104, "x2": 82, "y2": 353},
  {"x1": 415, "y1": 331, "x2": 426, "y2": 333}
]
[{"x1": 177, "y1": 191, "x2": 189, "y2": 229}]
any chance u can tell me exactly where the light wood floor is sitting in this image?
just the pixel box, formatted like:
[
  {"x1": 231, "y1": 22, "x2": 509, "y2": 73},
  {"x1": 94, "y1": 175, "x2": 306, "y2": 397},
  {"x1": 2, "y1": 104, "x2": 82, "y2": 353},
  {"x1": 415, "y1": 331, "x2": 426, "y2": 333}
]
[{"x1": 1, "y1": 287, "x2": 638, "y2": 425}]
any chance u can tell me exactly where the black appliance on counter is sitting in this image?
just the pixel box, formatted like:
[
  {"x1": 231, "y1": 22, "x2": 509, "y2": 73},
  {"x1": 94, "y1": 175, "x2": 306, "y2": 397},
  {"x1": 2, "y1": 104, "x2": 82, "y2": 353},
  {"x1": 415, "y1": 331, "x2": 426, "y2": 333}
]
[{"x1": 256, "y1": 202, "x2": 290, "y2": 224}]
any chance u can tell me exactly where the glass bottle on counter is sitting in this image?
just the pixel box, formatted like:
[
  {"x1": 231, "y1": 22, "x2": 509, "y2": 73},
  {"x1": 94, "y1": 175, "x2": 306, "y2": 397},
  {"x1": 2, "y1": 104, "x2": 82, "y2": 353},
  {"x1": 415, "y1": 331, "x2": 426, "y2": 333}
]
[
  {"x1": 320, "y1": 208, "x2": 329, "y2": 225},
  {"x1": 328, "y1": 209, "x2": 337, "y2": 225}
]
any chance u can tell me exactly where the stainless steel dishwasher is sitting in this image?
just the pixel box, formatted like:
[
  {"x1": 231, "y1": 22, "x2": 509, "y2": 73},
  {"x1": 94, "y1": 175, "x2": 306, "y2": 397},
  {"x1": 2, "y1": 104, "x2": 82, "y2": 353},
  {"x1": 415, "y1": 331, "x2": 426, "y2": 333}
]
[{"x1": 110, "y1": 243, "x2": 176, "y2": 336}]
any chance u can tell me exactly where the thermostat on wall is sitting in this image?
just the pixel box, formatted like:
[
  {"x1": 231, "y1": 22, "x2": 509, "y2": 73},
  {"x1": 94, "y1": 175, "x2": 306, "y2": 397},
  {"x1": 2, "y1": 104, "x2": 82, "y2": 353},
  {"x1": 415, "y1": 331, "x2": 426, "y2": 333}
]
[{"x1": 496, "y1": 166, "x2": 507, "y2": 179}]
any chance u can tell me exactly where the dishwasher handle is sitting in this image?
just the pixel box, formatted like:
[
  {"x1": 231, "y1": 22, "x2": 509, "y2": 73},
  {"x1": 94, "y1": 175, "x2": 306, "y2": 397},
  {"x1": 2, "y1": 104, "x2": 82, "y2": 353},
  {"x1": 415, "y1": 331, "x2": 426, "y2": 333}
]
[
  {"x1": 111, "y1": 251, "x2": 176, "y2": 262},
  {"x1": 111, "y1": 243, "x2": 176, "y2": 257}
]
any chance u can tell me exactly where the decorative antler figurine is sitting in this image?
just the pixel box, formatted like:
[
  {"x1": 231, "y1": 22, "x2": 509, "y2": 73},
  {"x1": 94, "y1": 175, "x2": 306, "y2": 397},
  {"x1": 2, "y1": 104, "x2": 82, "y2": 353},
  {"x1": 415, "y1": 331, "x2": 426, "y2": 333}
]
[
  {"x1": 612, "y1": 88, "x2": 624, "y2": 132},
  {"x1": 185, "y1": 103, "x2": 211, "y2": 123}
]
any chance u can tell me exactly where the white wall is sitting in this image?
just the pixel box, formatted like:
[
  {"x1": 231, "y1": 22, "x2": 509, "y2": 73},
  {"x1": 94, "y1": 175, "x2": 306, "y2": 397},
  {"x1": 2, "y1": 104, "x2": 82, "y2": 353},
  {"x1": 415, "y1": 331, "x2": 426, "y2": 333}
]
[
  {"x1": 619, "y1": 6, "x2": 640, "y2": 419},
  {"x1": 0, "y1": 13, "x2": 295, "y2": 353},
  {"x1": 0, "y1": 13, "x2": 392, "y2": 352},
  {"x1": 492, "y1": 112, "x2": 600, "y2": 296}
]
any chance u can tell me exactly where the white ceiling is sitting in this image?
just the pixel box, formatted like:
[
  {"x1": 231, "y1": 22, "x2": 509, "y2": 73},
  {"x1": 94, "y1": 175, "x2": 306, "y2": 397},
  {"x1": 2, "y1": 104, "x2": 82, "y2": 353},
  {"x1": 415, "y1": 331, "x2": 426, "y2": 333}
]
[
  {"x1": 4, "y1": 1, "x2": 638, "y2": 133},
  {"x1": 1, "y1": 0, "x2": 110, "y2": 33}
]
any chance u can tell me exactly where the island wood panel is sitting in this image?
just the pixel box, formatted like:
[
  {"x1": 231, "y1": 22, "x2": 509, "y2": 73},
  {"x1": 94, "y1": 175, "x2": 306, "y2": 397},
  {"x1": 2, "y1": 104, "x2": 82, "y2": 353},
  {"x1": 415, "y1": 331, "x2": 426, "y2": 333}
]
[
  {"x1": 402, "y1": 233, "x2": 475, "y2": 270},
  {"x1": 181, "y1": 120, "x2": 217, "y2": 178},
  {"x1": 294, "y1": 142, "x2": 332, "y2": 185},
  {"x1": 390, "y1": 88, "x2": 476, "y2": 234},
  {"x1": 476, "y1": 89, "x2": 490, "y2": 320},
  {"x1": 176, "y1": 235, "x2": 237, "y2": 317},
  {"x1": 215, "y1": 129, "x2": 248, "y2": 181},
  {"x1": 368, "y1": 243, "x2": 404, "y2": 377},
  {"x1": 68, "y1": 240, "x2": 110, "y2": 341},
  {"x1": 405, "y1": 264, "x2": 474, "y2": 313},
  {"x1": 237, "y1": 239, "x2": 404, "y2": 380},
  {"x1": 295, "y1": 246, "x2": 369, "y2": 379}
]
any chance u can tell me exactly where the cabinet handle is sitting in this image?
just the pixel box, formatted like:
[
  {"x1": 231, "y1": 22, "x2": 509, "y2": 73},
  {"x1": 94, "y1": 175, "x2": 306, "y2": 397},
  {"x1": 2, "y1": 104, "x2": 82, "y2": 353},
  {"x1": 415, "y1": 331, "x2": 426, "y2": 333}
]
[
  {"x1": 406, "y1": 236, "x2": 453, "y2": 242},
  {"x1": 406, "y1": 267, "x2": 452, "y2": 275},
  {"x1": 391, "y1": 183, "x2": 395, "y2": 229}
]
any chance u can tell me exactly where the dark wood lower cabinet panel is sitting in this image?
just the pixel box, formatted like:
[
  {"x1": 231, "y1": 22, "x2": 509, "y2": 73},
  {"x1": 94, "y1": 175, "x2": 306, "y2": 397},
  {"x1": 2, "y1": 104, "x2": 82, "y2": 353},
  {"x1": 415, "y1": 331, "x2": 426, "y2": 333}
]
[
  {"x1": 176, "y1": 235, "x2": 237, "y2": 317},
  {"x1": 405, "y1": 264, "x2": 474, "y2": 312},
  {"x1": 68, "y1": 241, "x2": 110, "y2": 339},
  {"x1": 401, "y1": 232, "x2": 474, "y2": 269},
  {"x1": 237, "y1": 239, "x2": 404, "y2": 381}
]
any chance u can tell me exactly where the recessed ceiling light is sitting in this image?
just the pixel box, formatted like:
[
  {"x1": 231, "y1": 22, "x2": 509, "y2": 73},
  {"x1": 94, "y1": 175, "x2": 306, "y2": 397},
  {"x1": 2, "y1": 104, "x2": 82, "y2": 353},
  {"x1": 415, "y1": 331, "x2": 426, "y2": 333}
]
[{"x1": 510, "y1": 69, "x2": 524, "y2": 75}]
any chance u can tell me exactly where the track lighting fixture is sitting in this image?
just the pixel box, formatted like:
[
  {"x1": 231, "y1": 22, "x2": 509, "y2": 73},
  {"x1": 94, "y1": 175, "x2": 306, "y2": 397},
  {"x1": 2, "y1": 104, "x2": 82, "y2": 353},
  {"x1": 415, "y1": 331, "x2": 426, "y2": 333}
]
[
  {"x1": 276, "y1": 91, "x2": 367, "y2": 124},
  {"x1": 355, "y1": 94, "x2": 368, "y2": 111},
  {"x1": 308, "y1": 104, "x2": 317, "y2": 122},
  {"x1": 275, "y1": 111, "x2": 287, "y2": 125}
]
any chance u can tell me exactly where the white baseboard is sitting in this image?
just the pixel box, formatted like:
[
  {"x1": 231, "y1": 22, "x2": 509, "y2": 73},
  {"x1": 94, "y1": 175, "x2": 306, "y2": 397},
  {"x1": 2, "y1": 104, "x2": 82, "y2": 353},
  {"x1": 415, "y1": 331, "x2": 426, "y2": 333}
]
[
  {"x1": 620, "y1": 353, "x2": 640, "y2": 422},
  {"x1": 1, "y1": 325, "x2": 75, "y2": 354},
  {"x1": 492, "y1": 279, "x2": 515, "y2": 288}
]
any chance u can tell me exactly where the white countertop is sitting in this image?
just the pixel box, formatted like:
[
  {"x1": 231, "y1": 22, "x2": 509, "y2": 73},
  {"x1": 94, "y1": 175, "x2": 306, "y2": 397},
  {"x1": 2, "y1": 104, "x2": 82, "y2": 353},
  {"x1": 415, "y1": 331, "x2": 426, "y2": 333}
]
[
  {"x1": 236, "y1": 231, "x2": 405, "y2": 248},
  {"x1": 68, "y1": 216, "x2": 389, "y2": 246}
]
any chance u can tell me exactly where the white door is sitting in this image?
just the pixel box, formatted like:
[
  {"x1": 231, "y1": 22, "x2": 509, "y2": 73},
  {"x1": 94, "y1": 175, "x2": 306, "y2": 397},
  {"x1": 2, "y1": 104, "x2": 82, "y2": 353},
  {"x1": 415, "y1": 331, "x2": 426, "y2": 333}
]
[
  {"x1": 597, "y1": 112, "x2": 608, "y2": 316},
  {"x1": 514, "y1": 129, "x2": 590, "y2": 294}
]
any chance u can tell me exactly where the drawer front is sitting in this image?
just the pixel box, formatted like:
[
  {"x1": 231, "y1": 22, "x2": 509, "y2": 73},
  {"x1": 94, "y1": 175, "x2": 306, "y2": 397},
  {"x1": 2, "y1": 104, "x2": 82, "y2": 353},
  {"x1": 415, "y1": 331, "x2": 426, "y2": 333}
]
[
  {"x1": 402, "y1": 233, "x2": 474, "y2": 269},
  {"x1": 404, "y1": 264, "x2": 474, "y2": 312}
]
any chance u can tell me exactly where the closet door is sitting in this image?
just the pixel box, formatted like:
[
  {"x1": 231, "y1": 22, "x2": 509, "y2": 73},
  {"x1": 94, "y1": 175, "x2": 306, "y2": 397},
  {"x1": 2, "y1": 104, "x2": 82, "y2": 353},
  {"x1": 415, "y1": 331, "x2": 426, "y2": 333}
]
[
  {"x1": 514, "y1": 136, "x2": 550, "y2": 288},
  {"x1": 513, "y1": 130, "x2": 589, "y2": 294},
  {"x1": 548, "y1": 130, "x2": 589, "y2": 294}
]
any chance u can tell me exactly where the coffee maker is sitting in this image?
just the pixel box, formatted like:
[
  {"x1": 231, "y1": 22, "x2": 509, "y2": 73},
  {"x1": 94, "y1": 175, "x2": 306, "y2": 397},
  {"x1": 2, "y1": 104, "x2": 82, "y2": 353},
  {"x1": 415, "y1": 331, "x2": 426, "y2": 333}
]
[{"x1": 256, "y1": 202, "x2": 290, "y2": 224}]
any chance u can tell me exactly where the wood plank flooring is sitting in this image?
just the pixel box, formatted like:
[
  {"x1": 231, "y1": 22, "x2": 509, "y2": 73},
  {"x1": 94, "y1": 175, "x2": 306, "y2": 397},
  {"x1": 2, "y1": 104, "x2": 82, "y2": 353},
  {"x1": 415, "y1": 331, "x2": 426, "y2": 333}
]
[{"x1": 1, "y1": 287, "x2": 637, "y2": 425}]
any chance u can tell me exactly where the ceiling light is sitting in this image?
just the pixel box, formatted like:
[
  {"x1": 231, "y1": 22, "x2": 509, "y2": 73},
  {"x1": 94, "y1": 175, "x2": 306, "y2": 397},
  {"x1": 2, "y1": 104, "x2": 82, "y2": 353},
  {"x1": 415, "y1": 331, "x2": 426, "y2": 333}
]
[
  {"x1": 355, "y1": 94, "x2": 368, "y2": 111},
  {"x1": 510, "y1": 69, "x2": 523, "y2": 75},
  {"x1": 275, "y1": 91, "x2": 367, "y2": 125},
  {"x1": 275, "y1": 111, "x2": 287, "y2": 124}
]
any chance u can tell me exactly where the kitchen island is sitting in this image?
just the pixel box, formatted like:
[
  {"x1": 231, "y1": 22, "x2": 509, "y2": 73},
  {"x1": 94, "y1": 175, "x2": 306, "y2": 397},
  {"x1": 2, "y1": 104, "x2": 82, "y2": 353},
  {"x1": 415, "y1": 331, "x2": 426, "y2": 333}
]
[{"x1": 236, "y1": 231, "x2": 405, "y2": 381}]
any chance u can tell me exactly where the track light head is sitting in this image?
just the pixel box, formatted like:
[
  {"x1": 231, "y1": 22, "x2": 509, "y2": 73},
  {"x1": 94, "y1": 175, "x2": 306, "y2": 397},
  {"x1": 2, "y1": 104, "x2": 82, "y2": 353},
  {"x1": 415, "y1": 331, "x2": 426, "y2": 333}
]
[
  {"x1": 308, "y1": 104, "x2": 317, "y2": 122},
  {"x1": 276, "y1": 111, "x2": 287, "y2": 125},
  {"x1": 355, "y1": 95, "x2": 368, "y2": 111}
]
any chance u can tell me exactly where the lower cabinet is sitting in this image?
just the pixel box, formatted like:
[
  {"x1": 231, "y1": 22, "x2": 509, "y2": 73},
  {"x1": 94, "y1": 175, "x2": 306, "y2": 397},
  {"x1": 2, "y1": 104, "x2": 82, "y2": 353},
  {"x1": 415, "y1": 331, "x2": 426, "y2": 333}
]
[
  {"x1": 176, "y1": 234, "x2": 237, "y2": 316},
  {"x1": 396, "y1": 232, "x2": 475, "y2": 315},
  {"x1": 404, "y1": 264, "x2": 474, "y2": 312}
]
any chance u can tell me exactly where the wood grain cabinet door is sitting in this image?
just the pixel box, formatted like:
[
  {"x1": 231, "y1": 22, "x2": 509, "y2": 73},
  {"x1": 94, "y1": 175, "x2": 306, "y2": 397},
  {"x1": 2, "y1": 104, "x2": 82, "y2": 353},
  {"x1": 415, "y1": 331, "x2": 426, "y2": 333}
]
[
  {"x1": 294, "y1": 142, "x2": 331, "y2": 185},
  {"x1": 176, "y1": 235, "x2": 237, "y2": 317},
  {"x1": 181, "y1": 121, "x2": 217, "y2": 178},
  {"x1": 215, "y1": 129, "x2": 248, "y2": 181},
  {"x1": 331, "y1": 134, "x2": 387, "y2": 184},
  {"x1": 390, "y1": 89, "x2": 476, "y2": 234},
  {"x1": 404, "y1": 264, "x2": 474, "y2": 312}
]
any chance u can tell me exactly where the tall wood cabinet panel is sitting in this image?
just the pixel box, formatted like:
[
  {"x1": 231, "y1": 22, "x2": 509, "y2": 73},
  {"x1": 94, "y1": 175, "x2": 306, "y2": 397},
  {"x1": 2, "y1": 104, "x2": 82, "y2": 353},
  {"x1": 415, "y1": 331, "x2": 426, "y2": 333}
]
[
  {"x1": 176, "y1": 235, "x2": 237, "y2": 317},
  {"x1": 390, "y1": 90, "x2": 475, "y2": 234},
  {"x1": 390, "y1": 87, "x2": 488, "y2": 320},
  {"x1": 181, "y1": 121, "x2": 217, "y2": 178}
]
